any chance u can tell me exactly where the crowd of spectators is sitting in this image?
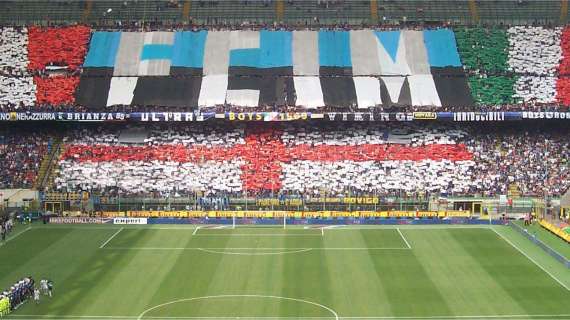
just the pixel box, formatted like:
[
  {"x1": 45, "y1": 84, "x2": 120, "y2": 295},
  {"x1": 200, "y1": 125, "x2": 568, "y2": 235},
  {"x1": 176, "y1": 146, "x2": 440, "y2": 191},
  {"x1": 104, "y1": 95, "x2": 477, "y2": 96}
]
[
  {"x1": 1, "y1": 122, "x2": 567, "y2": 198},
  {"x1": 0, "y1": 127, "x2": 51, "y2": 189},
  {"x1": 0, "y1": 24, "x2": 570, "y2": 112},
  {"x1": 52, "y1": 123, "x2": 570, "y2": 199}
]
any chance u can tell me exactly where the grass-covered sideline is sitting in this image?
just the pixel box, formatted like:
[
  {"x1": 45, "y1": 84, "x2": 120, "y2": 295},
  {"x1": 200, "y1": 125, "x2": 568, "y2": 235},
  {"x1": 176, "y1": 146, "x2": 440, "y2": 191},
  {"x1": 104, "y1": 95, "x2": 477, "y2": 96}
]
[
  {"x1": 513, "y1": 220, "x2": 570, "y2": 260},
  {"x1": 0, "y1": 224, "x2": 569, "y2": 320}
]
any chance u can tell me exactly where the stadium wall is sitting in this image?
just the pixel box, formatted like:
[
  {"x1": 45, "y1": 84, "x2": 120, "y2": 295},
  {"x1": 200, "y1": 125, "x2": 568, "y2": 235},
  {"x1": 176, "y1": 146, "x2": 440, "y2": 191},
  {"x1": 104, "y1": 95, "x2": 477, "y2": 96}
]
[{"x1": 509, "y1": 221, "x2": 570, "y2": 268}]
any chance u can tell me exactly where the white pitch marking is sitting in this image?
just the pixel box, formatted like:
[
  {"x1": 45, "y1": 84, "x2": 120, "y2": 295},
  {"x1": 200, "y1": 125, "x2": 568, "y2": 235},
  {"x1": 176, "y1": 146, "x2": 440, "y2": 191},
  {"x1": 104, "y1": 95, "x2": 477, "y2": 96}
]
[
  {"x1": 7, "y1": 313, "x2": 570, "y2": 319},
  {"x1": 0, "y1": 226, "x2": 32, "y2": 247},
  {"x1": 136, "y1": 294, "x2": 340, "y2": 320},
  {"x1": 31, "y1": 225, "x2": 493, "y2": 231},
  {"x1": 341, "y1": 315, "x2": 570, "y2": 319},
  {"x1": 103, "y1": 247, "x2": 410, "y2": 251},
  {"x1": 192, "y1": 226, "x2": 201, "y2": 236},
  {"x1": 197, "y1": 248, "x2": 313, "y2": 256},
  {"x1": 194, "y1": 234, "x2": 323, "y2": 237},
  {"x1": 396, "y1": 228, "x2": 411, "y2": 249},
  {"x1": 99, "y1": 227, "x2": 124, "y2": 249},
  {"x1": 491, "y1": 227, "x2": 569, "y2": 291}
]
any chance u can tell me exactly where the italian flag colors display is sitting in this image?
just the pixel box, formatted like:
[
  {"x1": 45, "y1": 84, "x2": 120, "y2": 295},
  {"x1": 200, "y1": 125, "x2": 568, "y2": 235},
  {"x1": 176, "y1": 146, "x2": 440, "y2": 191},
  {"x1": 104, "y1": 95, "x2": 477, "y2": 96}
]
[{"x1": 456, "y1": 26, "x2": 570, "y2": 105}]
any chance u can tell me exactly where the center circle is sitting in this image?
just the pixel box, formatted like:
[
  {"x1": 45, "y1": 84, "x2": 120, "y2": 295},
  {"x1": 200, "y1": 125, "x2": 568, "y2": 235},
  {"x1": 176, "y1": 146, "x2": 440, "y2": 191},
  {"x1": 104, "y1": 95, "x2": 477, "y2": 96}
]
[{"x1": 137, "y1": 294, "x2": 339, "y2": 320}]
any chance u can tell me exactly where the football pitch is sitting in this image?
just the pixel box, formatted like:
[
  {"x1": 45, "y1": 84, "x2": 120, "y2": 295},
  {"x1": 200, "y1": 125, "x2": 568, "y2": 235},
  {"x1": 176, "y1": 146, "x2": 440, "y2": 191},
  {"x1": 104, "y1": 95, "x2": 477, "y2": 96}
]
[{"x1": 1, "y1": 224, "x2": 569, "y2": 320}]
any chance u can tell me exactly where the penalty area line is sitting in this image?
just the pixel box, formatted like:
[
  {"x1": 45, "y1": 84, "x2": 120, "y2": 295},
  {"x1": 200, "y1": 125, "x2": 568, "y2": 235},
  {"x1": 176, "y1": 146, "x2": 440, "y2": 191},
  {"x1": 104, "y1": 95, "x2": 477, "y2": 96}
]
[
  {"x1": 192, "y1": 226, "x2": 201, "y2": 236},
  {"x1": 99, "y1": 227, "x2": 124, "y2": 249},
  {"x1": 491, "y1": 227, "x2": 569, "y2": 291},
  {"x1": 396, "y1": 228, "x2": 412, "y2": 249},
  {"x1": 102, "y1": 247, "x2": 411, "y2": 251}
]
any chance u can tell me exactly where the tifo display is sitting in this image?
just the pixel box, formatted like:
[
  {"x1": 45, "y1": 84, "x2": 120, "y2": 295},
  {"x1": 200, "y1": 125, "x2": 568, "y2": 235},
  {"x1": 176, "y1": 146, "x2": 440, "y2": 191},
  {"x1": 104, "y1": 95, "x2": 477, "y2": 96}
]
[
  {"x1": 2, "y1": 26, "x2": 570, "y2": 111},
  {"x1": 1, "y1": 3, "x2": 570, "y2": 320},
  {"x1": 51, "y1": 123, "x2": 570, "y2": 197}
]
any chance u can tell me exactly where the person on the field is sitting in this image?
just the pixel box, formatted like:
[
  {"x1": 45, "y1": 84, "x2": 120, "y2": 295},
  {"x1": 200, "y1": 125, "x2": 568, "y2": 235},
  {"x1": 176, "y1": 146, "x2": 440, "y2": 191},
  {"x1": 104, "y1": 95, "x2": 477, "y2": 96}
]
[
  {"x1": 33, "y1": 288, "x2": 40, "y2": 304},
  {"x1": 0, "y1": 294, "x2": 9, "y2": 316},
  {"x1": 40, "y1": 279, "x2": 48, "y2": 296},
  {"x1": 46, "y1": 280, "x2": 53, "y2": 298}
]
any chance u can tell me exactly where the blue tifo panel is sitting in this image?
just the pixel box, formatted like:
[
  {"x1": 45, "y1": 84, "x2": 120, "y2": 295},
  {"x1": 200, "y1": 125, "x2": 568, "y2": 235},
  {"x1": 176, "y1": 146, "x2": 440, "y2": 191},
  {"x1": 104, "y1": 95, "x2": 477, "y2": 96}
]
[
  {"x1": 259, "y1": 30, "x2": 292, "y2": 68},
  {"x1": 229, "y1": 31, "x2": 292, "y2": 68},
  {"x1": 318, "y1": 31, "x2": 352, "y2": 67},
  {"x1": 422, "y1": 29, "x2": 462, "y2": 67},
  {"x1": 229, "y1": 48, "x2": 260, "y2": 67},
  {"x1": 374, "y1": 30, "x2": 400, "y2": 63},
  {"x1": 82, "y1": 29, "x2": 464, "y2": 71},
  {"x1": 140, "y1": 44, "x2": 173, "y2": 60},
  {"x1": 171, "y1": 30, "x2": 207, "y2": 68},
  {"x1": 83, "y1": 32, "x2": 121, "y2": 67}
]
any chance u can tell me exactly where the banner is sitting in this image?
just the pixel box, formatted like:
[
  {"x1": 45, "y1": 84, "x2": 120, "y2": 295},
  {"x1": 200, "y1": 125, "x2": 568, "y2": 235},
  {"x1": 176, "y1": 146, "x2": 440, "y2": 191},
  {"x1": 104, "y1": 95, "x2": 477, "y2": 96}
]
[
  {"x1": 522, "y1": 111, "x2": 570, "y2": 120},
  {"x1": 452, "y1": 112, "x2": 506, "y2": 121},
  {"x1": 307, "y1": 197, "x2": 379, "y2": 204},
  {"x1": 49, "y1": 216, "x2": 110, "y2": 224},
  {"x1": 0, "y1": 112, "x2": 126, "y2": 122},
  {"x1": 225, "y1": 112, "x2": 309, "y2": 121},
  {"x1": 256, "y1": 198, "x2": 304, "y2": 206},
  {"x1": 540, "y1": 220, "x2": 570, "y2": 243},
  {"x1": 114, "y1": 210, "x2": 470, "y2": 218},
  {"x1": 113, "y1": 217, "x2": 147, "y2": 225},
  {"x1": 2, "y1": 110, "x2": 568, "y2": 122},
  {"x1": 323, "y1": 112, "x2": 414, "y2": 122},
  {"x1": 130, "y1": 112, "x2": 215, "y2": 122},
  {"x1": 413, "y1": 112, "x2": 437, "y2": 120}
]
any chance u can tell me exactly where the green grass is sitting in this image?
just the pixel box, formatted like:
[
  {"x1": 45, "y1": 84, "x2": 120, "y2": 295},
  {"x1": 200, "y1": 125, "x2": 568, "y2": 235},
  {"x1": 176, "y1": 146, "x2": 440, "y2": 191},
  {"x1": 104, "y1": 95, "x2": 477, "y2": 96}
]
[
  {"x1": 1, "y1": 224, "x2": 569, "y2": 320},
  {"x1": 513, "y1": 220, "x2": 570, "y2": 260}
]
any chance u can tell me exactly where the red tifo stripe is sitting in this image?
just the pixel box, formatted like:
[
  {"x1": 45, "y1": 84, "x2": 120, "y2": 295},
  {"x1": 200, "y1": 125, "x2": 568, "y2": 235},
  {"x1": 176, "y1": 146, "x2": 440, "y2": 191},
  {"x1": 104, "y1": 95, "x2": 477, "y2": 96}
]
[
  {"x1": 61, "y1": 141, "x2": 472, "y2": 192},
  {"x1": 557, "y1": 26, "x2": 570, "y2": 104},
  {"x1": 61, "y1": 128, "x2": 472, "y2": 192},
  {"x1": 61, "y1": 143, "x2": 473, "y2": 163}
]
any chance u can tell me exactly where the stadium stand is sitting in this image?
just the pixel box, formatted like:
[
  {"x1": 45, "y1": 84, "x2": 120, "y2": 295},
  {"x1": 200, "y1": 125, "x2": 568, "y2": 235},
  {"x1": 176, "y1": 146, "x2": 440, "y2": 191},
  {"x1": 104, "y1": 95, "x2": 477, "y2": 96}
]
[
  {"x1": 0, "y1": 24, "x2": 570, "y2": 111},
  {"x1": 0, "y1": 127, "x2": 51, "y2": 189},
  {"x1": 53, "y1": 123, "x2": 570, "y2": 197}
]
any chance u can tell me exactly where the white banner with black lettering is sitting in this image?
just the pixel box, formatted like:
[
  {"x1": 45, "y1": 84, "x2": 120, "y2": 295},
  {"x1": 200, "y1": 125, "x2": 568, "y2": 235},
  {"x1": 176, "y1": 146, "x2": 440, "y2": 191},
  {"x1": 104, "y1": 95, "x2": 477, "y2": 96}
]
[{"x1": 113, "y1": 217, "x2": 148, "y2": 225}]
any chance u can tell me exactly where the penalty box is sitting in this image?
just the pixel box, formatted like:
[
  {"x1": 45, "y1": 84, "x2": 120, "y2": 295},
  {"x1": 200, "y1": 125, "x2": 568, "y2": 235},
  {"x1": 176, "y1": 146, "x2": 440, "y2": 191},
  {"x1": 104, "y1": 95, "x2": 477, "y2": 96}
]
[{"x1": 99, "y1": 226, "x2": 413, "y2": 251}]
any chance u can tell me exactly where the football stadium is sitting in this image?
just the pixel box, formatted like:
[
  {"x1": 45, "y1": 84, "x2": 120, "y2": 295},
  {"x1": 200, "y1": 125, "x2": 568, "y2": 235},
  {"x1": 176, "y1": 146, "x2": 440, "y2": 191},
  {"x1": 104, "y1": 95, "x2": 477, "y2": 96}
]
[{"x1": 1, "y1": 1, "x2": 570, "y2": 319}]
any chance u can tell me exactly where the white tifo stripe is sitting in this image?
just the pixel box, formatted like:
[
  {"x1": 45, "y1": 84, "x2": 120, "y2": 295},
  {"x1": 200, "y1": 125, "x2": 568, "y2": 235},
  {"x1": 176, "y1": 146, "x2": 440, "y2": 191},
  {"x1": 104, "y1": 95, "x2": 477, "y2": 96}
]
[
  {"x1": 507, "y1": 26, "x2": 561, "y2": 75},
  {"x1": 508, "y1": 26, "x2": 562, "y2": 103},
  {"x1": 106, "y1": 77, "x2": 138, "y2": 106},
  {"x1": 282, "y1": 126, "x2": 467, "y2": 146},
  {"x1": 56, "y1": 160, "x2": 244, "y2": 194},
  {"x1": 0, "y1": 27, "x2": 28, "y2": 72},
  {"x1": 0, "y1": 27, "x2": 33, "y2": 106},
  {"x1": 281, "y1": 160, "x2": 476, "y2": 194},
  {"x1": 0, "y1": 75, "x2": 36, "y2": 107},
  {"x1": 513, "y1": 75, "x2": 557, "y2": 104}
]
